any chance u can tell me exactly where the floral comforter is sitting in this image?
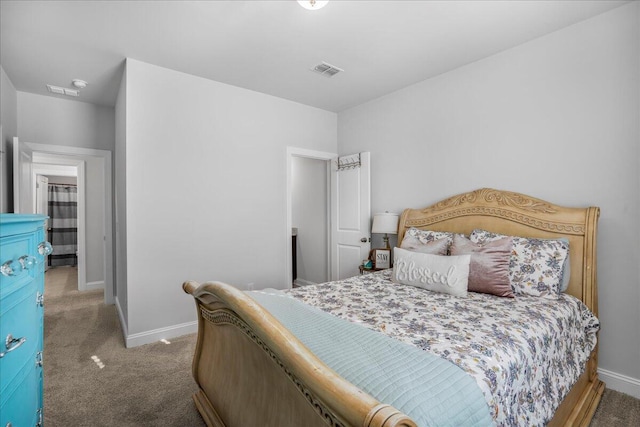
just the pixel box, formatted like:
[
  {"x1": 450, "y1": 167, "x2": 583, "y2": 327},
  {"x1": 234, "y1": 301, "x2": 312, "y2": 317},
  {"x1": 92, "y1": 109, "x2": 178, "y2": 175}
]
[{"x1": 286, "y1": 270, "x2": 599, "y2": 426}]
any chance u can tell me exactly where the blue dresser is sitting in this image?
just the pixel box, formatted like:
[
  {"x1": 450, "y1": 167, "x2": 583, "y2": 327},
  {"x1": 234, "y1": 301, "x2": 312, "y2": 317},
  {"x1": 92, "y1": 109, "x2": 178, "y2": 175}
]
[{"x1": 0, "y1": 214, "x2": 51, "y2": 427}]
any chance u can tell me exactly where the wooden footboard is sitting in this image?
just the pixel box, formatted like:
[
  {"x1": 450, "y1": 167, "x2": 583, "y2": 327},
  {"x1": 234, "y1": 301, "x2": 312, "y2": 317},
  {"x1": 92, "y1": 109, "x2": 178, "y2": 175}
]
[{"x1": 183, "y1": 280, "x2": 417, "y2": 427}]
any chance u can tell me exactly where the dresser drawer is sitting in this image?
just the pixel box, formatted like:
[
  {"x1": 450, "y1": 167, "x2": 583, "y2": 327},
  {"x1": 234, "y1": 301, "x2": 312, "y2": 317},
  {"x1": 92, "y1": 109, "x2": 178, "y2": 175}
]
[
  {"x1": 0, "y1": 284, "x2": 41, "y2": 395},
  {"x1": 0, "y1": 358, "x2": 41, "y2": 427},
  {"x1": 0, "y1": 232, "x2": 39, "y2": 296}
]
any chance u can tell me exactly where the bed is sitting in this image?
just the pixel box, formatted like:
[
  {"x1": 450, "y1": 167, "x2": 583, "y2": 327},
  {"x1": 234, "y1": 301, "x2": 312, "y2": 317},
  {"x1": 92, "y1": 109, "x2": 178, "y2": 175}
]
[{"x1": 183, "y1": 188, "x2": 604, "y2": 426}]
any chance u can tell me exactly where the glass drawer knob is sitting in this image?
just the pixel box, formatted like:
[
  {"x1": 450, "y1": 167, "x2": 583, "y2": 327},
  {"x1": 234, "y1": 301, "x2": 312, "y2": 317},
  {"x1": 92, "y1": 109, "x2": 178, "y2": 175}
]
[
  {"x1": 19, "y1": 255, "x2": 37, "y2": 270},
  {"x1": 1, "y1": 259, "x2": 22, "y2": 277},
  {"x1": 38, "y1": 241, "x2": 53, "y2": 257}
]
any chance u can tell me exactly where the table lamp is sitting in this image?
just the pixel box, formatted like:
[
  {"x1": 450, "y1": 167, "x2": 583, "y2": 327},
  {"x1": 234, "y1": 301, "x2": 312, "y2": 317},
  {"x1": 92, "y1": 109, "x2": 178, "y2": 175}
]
[{"x1": 371, "y1": 212, "x2": 399, "y2": 249}]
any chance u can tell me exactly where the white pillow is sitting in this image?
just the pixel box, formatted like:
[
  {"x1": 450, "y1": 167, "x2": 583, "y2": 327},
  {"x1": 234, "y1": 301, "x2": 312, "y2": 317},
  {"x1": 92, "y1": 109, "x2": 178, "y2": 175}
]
[{"x1": 392, "y1": 248, "x2": 470, "y2": 297}]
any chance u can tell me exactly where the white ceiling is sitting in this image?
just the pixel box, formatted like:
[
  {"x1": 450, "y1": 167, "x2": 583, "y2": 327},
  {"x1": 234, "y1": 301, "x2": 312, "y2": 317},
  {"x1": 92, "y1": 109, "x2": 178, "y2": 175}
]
[{"x1": 0, "y1": 0, "x2": 630, "y2": 112}]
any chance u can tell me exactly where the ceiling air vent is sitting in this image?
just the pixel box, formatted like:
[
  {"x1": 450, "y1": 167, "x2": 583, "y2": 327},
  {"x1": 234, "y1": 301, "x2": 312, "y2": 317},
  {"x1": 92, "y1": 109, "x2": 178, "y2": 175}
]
[
  {"x1": 311, "y1": 62, "x2": 343, "y2": 78},
  {"x1": 46, "y1": 84, "x2": 79, "y2": 97}
]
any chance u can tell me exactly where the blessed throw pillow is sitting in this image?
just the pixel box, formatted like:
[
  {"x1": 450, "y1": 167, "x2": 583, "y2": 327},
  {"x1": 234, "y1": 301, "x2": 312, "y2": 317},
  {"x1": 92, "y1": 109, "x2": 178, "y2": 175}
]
[
  {"x1": 470, "y1": 229, "x2": 569, "y2": 299},
  {"x1": 392, "y1": 247, "x2": 470, "y2": 297},
  {"x1": 450, "y1": 234, "x2": 514, "y2": 298}
]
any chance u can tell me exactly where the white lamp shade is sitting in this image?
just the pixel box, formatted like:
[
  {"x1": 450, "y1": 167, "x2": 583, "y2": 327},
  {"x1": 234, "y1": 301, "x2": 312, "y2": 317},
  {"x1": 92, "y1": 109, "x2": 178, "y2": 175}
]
[{"x1": 371, "y1": 212, "x2": 399, "y2": 235}]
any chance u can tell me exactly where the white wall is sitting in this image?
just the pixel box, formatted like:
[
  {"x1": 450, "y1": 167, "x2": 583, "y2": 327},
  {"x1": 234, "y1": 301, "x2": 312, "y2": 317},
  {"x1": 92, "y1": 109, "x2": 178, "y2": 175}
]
[
  {"x1": 17, "y1": 92, "x2": 114, "y2": 151},
  {"x1": 47, "y1": 175, "x2": 78, "y2": 185},
  {"x1": 120, "y1": 59, "x2": 337, "y2": 343},
  {"x1": 338, "y1": 3, "x2": 640, "y2": 394},
  {"x1": 18, "y1": 93, "x2": 113, "y2": 288},
  {"x1": 0, "y1": 66, "x2": 17, "y2": 212},
  {"x1": 292, "y1": 156, "x2": 328, "y2": 285},
  {"x1": 84, "y1": 156, "x2": 105, "y2": 284}
]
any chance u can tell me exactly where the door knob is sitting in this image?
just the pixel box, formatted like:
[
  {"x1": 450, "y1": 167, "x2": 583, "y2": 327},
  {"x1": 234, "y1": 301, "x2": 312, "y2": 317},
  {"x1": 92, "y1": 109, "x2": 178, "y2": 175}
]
[{"x1": 360, "y1": 237, "x2": 368, "y2": 243}]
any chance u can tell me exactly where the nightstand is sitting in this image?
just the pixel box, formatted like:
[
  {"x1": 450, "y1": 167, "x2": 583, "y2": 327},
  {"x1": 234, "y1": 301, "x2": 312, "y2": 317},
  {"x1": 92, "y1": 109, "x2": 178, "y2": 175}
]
[{"x1": 359, "y1": 266, "x2": 390, "y2": 274}]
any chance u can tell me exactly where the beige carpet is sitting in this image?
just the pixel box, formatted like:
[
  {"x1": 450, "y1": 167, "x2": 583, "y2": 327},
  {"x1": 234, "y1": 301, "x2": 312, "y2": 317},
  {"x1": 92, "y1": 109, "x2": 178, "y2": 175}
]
[
  {"x1": 43, "y1": 266, "x2": 205, "y2": 426},
  {"x1": 591, "y1": 387, "x2": 640, "y2": 427},
  {"x1": 43, "y1": 266, "x2": 639, "y2": 426}
]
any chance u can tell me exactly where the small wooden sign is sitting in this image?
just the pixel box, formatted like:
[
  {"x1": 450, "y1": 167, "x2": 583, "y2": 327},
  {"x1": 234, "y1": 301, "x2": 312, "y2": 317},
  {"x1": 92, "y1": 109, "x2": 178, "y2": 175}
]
[{"x1": 372, "y1": 248, "x2": 391, "y2": 269}]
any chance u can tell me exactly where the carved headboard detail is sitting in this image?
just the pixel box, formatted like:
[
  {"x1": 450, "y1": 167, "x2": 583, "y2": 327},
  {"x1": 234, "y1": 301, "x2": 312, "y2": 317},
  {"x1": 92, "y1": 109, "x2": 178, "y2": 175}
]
[{"x1": 397, "y1": 188, "x2": 600, "y2": 315}]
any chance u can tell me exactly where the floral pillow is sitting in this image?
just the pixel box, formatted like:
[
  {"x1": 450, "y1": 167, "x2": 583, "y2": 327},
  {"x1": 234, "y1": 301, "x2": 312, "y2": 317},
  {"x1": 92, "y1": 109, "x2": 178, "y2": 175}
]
[
  {"x1": 402, "y1": 227, "x2": 455, "y2": 248},
  {"x1": 469, "y1": 229, "x2": 569, "y2": 299}
]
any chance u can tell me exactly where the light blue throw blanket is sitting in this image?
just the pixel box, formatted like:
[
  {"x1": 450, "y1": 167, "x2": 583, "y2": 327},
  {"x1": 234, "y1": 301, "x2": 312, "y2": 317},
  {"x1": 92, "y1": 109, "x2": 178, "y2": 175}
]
[{"x1": 249, "y1": 291, "x2": 494, "y2": 427}]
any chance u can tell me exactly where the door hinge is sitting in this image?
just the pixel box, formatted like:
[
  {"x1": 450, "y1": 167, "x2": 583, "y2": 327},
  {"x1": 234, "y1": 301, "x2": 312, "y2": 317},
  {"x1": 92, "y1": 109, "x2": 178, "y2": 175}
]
[{"x1": 36, "y1": 351, "x2": 43, "y2": 368}]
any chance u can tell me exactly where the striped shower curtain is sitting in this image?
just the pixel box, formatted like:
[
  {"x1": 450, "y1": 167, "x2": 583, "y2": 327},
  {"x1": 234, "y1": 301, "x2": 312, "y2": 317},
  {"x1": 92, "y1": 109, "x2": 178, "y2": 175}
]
[{"x1": 48, "y1": 184, "x2": 78, "y2": 267}]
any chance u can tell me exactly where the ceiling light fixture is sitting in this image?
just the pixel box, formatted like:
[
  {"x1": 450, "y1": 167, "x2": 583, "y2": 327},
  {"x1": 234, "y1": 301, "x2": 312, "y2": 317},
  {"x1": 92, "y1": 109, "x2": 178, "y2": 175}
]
[
  {"x1": 71, "y1": 79, "x2": 88, "y2": 89},
  {"x1": 297, "y1": 0, "x2": 328, "y2": 11}
]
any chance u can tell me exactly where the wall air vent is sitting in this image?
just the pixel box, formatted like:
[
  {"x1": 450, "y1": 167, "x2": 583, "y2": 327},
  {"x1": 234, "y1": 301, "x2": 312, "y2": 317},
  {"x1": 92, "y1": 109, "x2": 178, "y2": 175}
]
[
  {"x1": 311, "y1": 62, "x2": 343, "y2": 78},
  {"x1": 46, "y1": 84, "x2": 79, "y2": 97}
]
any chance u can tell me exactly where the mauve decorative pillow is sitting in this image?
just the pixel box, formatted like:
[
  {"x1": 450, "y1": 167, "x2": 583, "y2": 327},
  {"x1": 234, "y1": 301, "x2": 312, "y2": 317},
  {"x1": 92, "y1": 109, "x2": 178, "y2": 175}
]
[
  {"x1": 400, "y1": 234, "x2": 449, "y2": 255},
  {"x1": 450, "y1": 234, "x2": 514, "y2": 298}
]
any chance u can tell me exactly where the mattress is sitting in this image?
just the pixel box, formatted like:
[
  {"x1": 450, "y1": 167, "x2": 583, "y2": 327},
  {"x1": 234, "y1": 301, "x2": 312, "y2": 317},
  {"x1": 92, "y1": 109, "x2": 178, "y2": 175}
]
[{"x1": 286, "y1": 270, "x2": 600, "y2": 426}]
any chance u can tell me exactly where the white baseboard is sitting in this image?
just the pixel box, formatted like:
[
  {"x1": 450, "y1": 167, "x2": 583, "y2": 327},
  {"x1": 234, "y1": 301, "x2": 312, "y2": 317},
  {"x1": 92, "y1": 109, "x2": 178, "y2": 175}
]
[
  {"x1": 85, "y1": 280, "x2": 104, "y2": 290},
  {"x1": 114, "y1": 296, "x2": 197, "y2": 348},
  {"x1": 124, "y1": 320, "x2": 198, "y2": 348},
  {"x1": 598, "y1": 368, "x2": 640, "y2": 399},
  {"x1": 293, "y1": 278, "x2": 317, "y2": 287}
]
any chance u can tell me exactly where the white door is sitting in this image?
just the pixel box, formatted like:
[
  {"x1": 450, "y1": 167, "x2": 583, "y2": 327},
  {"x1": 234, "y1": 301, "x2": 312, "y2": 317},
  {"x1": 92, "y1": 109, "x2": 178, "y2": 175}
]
[
  {"x1": 35, "y1": 175, "x2": 49, "y2": 216},
  {"x1": 13, "y1": 137, "x2": 35, "y2": 213},
  {"x1": 330, "y1": 152, "x2": 371, "y2": 280},
  {"x1": 35, "y1": 175, "x2": 50, "y2": 270}
]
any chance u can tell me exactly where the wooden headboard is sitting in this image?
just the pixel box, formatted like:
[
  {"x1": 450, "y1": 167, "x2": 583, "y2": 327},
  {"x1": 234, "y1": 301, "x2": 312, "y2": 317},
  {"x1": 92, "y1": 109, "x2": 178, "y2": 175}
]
[{"x1": 397, "y1": 188, "x2": 600, "y2": 316}]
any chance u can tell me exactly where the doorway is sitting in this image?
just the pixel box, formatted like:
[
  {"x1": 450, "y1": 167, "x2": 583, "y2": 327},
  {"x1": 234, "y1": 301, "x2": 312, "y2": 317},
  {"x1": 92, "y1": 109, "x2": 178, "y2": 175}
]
[
  {"x1": 32, "y1": 158, "x2": 86, "y2": 291},
  {"x1": 34, "y1": 167, "x2": 81, "y2": 276},
  {"x1": 286, "y1": 147, "x2": 335, "y2": 288},
  {"x1": 291, "y1": 156, "x2": 329, "y2": 287},
  {"x1": 286, "y1": 148, "x2": 372, "y2": 287},
  {"x1": 17, "y1": 140, "x2": 113, "y2": 305}
]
